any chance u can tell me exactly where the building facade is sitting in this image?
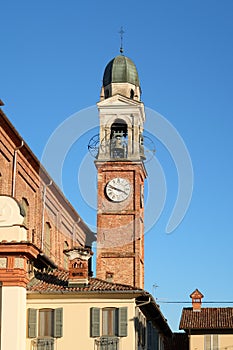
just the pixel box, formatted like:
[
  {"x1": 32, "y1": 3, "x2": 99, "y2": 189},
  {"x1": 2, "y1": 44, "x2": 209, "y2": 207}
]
[
  {"x1": 0, "y1": 106, "x2": 94, "y2": 268},
  {"x1": 179, "y1": 289, "x2": 233, "y2": 350},
  {"x1": 26, "y1": 261, "x2": 172, "y2": 350}
]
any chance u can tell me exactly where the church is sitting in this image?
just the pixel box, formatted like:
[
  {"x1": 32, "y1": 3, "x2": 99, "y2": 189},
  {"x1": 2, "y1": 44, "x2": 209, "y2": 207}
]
[{"x1": 0, "y1": 54, "x2": 187, "y2": 349}]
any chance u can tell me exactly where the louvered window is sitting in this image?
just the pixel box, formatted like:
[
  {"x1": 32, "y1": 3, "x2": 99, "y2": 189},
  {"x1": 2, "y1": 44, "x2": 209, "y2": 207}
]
[
  {"x1": 28, "y1": 308, "x2": 37, "y2": 338},
  {"x1": 90, "y1": 307, "x2": 128, "y2": 338},
  {"x1": 90, "y1": 308, "x2": 100, "y2": 337},
  {"x1": 28, "y1": 308, "x2": 63, "y2": 341},
  {"x1": 117, "y1": 307, "x2": 127, "y2": 337},
  {"x1": 136, "y1": 308, "x2": 146, "y2": 347},
  {"x1": 205, "y1": 335, "x2": 219, "y2": 350}
]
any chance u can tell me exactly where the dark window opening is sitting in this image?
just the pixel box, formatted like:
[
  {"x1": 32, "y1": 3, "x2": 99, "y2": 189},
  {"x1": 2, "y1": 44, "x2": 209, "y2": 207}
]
[{"x1": 110, "y1": 119, "x2": 128, "y2": 159}]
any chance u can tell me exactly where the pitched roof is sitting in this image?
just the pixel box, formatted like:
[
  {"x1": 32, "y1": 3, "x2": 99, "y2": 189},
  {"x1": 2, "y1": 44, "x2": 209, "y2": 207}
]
[
  {"x1": 27, "y1": 269, "x2": 142, "y2": 293},
  {"x1": 179, "y1": 307, "x2": 233, "y2": 330},
  {"x1": 27, "y1": 269, "x2": 172, "y2": 336}
]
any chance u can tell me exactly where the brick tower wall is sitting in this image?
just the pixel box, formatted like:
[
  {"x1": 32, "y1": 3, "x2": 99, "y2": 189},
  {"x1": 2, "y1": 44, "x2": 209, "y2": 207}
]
[{"x1": 96, "y1": 161, "x2": 146, "y2": 289}]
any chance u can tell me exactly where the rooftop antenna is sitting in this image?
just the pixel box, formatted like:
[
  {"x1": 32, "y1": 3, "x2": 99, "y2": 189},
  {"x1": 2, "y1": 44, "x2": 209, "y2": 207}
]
[
  {"x1": 119, "y1": 26, "x2": 125, "y2": 54},
  {"x1": 152, "y1": 284, "x2": 159, "y2": 297}
]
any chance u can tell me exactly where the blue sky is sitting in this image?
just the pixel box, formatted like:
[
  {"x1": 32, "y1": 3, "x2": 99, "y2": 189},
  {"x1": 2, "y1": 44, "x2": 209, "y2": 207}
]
[{"x1": 1, "y1": 1, "x2": 233, "y2": 331}]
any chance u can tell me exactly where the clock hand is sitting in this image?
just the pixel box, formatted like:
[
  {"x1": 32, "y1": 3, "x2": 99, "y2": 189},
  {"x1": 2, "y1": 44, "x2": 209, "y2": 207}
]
[{"x1": 108, "y1": 185, "x2": 128, "y2": 195}]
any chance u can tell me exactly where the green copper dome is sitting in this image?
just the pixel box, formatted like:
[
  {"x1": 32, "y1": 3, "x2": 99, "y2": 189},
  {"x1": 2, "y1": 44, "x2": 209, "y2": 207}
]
[{"x1": 103, "y1": 55, "x2": 140, "y2": 87}]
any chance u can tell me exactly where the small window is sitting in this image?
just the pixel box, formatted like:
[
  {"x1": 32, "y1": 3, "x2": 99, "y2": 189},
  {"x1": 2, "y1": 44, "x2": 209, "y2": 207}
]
[{"x1": 130, "y1": 89, "x2": 134, "y2": 99}]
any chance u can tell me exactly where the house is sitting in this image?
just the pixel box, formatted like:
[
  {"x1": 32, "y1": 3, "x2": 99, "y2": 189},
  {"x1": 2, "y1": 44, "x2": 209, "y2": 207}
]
[
  {"x1": 179, "y1": 289, "x2": 233, "y2": 350},
  {"x1": 26, "y1": 246, "x2": 172, "y2": 350}
]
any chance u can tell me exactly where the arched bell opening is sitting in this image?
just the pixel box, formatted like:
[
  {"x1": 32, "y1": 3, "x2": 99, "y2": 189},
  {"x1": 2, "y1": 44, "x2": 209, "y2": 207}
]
[{"x1": 110, "y1": 119, "x2": 128, "y2": 159}]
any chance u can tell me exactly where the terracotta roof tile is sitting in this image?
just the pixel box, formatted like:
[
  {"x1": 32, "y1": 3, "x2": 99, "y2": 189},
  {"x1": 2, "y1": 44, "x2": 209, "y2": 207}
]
[
  {"x1": 179, "y1": 307, "x2": 233, "y2": 330},
  {"x1": 27, "y1": 269, "x2": 142, "y2": 293}
]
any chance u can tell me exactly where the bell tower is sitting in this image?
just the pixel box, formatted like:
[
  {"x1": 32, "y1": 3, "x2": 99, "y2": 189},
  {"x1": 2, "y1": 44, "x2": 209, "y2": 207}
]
[{"x1": 95, "y1": 55, "x2": 147, "y2": 289}]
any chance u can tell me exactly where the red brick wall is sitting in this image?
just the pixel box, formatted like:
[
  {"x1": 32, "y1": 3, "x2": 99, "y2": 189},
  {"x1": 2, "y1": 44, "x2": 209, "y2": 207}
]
[
  {"x1": 96, "y1": 161, "x2": 146, "y2": 288},
  {"x1": 0, "y1": 111, "x2": 93, "y2": 269}
]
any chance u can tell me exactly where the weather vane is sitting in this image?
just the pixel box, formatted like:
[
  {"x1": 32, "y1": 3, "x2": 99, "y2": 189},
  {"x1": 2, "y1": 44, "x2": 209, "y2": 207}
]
[{"x1": 119, "y1": 26, "x2": 125, "y2": 54}]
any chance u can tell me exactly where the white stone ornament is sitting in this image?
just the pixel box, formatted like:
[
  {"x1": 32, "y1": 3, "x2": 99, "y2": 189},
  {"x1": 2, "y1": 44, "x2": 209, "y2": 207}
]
[
  {"x1": 0, "y1": 196, "x2": 27, "y2": 242},
  {"x1": 106, "y1": 177, "x2": 130, "y2": 202},
  {"x1": 0, "y1": 196, "x2": 24, "y2": 226}
]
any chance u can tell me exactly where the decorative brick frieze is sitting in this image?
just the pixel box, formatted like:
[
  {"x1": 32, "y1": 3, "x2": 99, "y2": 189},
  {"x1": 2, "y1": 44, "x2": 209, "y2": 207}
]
[{"x1": 0, "y1": 241, "x2": 41, "y2": 287}]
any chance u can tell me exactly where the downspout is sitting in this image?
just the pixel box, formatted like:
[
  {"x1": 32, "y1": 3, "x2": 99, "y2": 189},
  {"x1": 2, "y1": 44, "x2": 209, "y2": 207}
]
[
  {"x1": 136, "y1": 297, "x2": 151, "y2": 307},
  {"x1": 41, "y1": 180, "x2": 52, "y2": 251},
  {"x1": 12, "y1": 141, "x2": 24, "y2": 197}
]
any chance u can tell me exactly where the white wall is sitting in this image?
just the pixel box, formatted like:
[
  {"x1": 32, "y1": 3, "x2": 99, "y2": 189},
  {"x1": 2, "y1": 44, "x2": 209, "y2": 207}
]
[
  {"x1": 26, "y1": 296, "x2": 137, "y2": 350},
  {"x1": 1, "y1": 286, "x2": 26, "y2": 350}
]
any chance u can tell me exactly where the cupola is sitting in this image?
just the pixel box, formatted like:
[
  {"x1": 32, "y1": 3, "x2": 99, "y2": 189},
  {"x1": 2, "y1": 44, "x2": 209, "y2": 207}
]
[
  {"x1": 100, "y1": 55, "x2": 141, "y2": 101},
  {"x1": 190, "y1": 289, "x2": 204, "y2": 311}
]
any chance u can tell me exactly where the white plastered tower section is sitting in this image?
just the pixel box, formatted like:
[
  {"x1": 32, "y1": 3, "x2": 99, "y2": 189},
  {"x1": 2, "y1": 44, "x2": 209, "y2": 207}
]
[{"x1": 0, "y1": 196, "x2": 39, "y2": 350}]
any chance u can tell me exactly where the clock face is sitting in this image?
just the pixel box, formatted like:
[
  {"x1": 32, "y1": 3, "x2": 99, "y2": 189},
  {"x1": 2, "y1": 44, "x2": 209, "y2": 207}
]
[{"x1": 106, "y1": 177, "x2": 131, "y2": 202}]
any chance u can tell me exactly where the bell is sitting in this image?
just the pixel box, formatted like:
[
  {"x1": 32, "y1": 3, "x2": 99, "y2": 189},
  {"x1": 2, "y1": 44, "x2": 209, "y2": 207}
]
[{"x1": 115, "y1": 136, "x2": 124, "y2": 149}]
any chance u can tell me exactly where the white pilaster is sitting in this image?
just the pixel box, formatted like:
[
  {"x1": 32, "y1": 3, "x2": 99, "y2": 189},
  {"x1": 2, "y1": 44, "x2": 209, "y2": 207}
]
[{"x1": 1, "y1": 286, "x2": 26, "y2": 350}]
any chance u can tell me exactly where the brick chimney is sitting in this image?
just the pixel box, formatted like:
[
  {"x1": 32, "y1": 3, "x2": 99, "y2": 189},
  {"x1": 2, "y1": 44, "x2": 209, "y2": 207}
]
[
  {"x1": 190, "y1": 289, "x2": 204, "y2": 311},
  {"x1": 64, "y1": 246, "x2": 93, "y2": 287}
]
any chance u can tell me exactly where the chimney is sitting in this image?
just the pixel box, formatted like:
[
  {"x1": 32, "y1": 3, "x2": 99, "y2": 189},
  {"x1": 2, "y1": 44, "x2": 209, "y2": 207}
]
[
  {"x1": 105, "y1": 271, "x2": 114, "y2": 283},
  {"x1": 190, "y1": 289, "x2": 204, "y2": 311},
  {"x1": 64, "y1": 246, "x2": 93, "y2": 287}
]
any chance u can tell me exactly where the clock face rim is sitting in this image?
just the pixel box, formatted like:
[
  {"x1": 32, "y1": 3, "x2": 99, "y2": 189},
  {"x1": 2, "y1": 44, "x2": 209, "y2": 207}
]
[{"x1": 105, "y1": 177, "x2": 131, "y2": 202}]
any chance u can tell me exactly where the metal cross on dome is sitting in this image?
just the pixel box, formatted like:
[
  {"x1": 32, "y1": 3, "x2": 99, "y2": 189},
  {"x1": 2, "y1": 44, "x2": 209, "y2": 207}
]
[{"x1": 119, "y1": 26, "x2": 125, "y2": 54}]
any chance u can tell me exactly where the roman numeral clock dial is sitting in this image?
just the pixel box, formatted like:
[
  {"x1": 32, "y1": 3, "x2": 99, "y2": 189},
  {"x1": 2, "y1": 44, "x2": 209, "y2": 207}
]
[{"x1": 105, "y1": 177, "x2": 130, "y2": 202}]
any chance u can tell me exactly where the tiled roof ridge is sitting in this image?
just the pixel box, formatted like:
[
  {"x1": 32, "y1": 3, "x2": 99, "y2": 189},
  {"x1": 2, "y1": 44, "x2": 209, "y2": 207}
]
[
  {"x1": 182, "y1": 306, "x2": 233, "y2": 311},
  {"x1": 27, "y1": 269, "x2": 144, "y2": 293},
  {"x1": 90, "y1": 276, "x2": 143, "y2": 290}
]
